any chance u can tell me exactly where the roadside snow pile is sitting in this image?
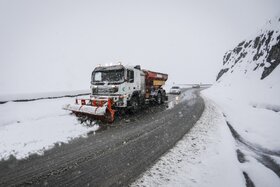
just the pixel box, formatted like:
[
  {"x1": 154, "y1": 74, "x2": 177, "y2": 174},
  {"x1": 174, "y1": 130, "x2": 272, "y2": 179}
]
[
  {"x1": 0, "y1": 97, "x2": 98, "y2": 160},
  {"x1": 203, "y1": 16, "x2": 280, "y2": 186},
  {"x1": 132, "y1": 98, "x2": 244, "y2": 187}
]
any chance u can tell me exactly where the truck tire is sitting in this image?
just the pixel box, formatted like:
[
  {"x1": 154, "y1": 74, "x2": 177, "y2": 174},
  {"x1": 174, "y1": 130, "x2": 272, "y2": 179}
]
[
  {"x1": 157, "y1": 93, "x2": 162, "y2": 104},
  {"x1": 129, "y1": 96, "x2": 139, "y2": 113},
  {"x1": 162, "y1": 92, "x2": 167, "y2": 102}
]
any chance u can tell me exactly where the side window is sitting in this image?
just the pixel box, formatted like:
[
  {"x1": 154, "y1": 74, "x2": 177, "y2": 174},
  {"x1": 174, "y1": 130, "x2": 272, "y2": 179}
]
[{"x1": 127, "y1": 70, "x2": 134, "y2": 83}]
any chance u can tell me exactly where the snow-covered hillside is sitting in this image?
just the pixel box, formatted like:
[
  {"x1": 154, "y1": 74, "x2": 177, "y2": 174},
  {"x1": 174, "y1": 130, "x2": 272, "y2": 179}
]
[
  {"x1": 212, "y1": 16, "x2": 280, "y2": 107},
  {"x1": 203, "y1": 16, "x2": 280, "y2": 186}
]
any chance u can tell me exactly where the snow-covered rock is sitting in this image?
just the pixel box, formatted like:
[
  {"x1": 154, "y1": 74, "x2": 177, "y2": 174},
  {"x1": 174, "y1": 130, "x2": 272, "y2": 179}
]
[
  {"x1": 206, "y1": 15, "x2": 280, "y2": 152},
  {"x1": 218, "y1": 17, "x2": 280, "y2": 81},
  {"x1": 211, "y1": 16, "x2": 280, "y2": 107}
]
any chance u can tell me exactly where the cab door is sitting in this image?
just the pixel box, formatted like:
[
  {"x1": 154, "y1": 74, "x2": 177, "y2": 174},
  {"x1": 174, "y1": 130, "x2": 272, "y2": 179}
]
[{"x1": 126, "y1": 69, "x2": 135, "y2": 94}]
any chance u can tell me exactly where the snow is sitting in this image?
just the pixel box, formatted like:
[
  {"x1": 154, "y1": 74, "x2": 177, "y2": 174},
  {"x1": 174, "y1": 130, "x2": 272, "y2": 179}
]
[
  {"x1": 133, "y1": 16, "x2": 280, "y2": 187},
  {"x1": 0, "y1": 8, "x2": 278, "y2": 185},
  {"x1": 241, "y1": 156, "x2": 280, "y2": 187},
  {"x1": 0, "y1": 97, "x2": 99, "y2": 160},
  {"x1": 202, "y1": 80, "x2": 280, "y2": 186},
  {"x1": 200, "y1": 17, "x2": 280, "y2": 186},
  {"x1": 204, "y1": 16, "x2": 280, "y2": 151},
  {"x1": 133, "y1": 86, "x2": 280, "y2": 187},
  {"x1": 0, "y1": 90, "x2": 90, "y2": 102},
  {"x1": 132, "y1": 98, "x2": 244, "y2": 187},
  {"x1": 214, "y1": 17, "x2": 280, "y2": 107},
  {"x1": 203, "y1": 95, "x2": 280, "y2": 151}
]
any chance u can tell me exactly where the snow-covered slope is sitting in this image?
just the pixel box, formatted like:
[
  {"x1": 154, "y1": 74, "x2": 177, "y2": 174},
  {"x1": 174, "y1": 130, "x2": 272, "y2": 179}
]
[
  {"x1": 212, "y1": 16, "x2": 280, "y2": 108},
  {"x1": 203, "y1": 16, "x2": 280, "y2": 186}
]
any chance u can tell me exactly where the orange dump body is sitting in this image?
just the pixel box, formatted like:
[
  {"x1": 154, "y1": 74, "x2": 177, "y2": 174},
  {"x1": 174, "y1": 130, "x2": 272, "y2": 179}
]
[{"x1": 143, "y1": 70, "x2": 168, "y2": 98}]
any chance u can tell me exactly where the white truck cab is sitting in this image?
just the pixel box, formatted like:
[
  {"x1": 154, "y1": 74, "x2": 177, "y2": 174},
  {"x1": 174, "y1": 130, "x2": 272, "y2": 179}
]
[{"x1": 90, "y1": 65, "x2": 145, "y2": 108}]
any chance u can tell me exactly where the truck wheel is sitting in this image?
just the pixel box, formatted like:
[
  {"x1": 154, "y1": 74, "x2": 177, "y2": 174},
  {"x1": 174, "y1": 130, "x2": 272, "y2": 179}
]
[
  {"x1": 130, "y1": 96, "x2": 139, "y2": 113},
  {"x1": 157, "y1": 93, "x2": 162, "y2": 104},
  {"x1": 162, "y1": 92, "x2": 167, "y2": 102}
]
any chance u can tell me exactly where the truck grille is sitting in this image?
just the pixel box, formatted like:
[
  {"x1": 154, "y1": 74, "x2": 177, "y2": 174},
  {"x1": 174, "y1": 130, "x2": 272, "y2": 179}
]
[{"x1": 92, "y1": 87, "x2": 118, "y2": 94}]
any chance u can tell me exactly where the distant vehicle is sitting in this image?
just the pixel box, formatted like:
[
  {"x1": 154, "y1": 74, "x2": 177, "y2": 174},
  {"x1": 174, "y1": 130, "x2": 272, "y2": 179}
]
[
  {"x1": 192, "y1": 84, "x2": 200, "y2": 88},
  {"x1": 170, "y1": 86, "x2": 181, "y2": 94}
]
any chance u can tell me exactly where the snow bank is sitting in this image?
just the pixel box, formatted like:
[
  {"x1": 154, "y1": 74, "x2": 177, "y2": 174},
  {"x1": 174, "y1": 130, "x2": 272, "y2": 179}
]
[
  {"x1": 203, "y1": 92, "x2": 280, "y2": 151},
  {"x1": 0, "y1": 97, "x2": 98, "y2": 160}
]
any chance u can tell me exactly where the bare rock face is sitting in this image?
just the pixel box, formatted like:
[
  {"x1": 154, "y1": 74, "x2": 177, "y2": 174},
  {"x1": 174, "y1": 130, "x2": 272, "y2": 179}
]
[
  {"x1": 216, "y1": 68, "x2": 229, "y2": 81},
  {"x1": 216, "y1": 17, "x2": 280, "y2": 81},
  {"x1": 263, "y1": 36, "x2": 280, "y2": 79}
]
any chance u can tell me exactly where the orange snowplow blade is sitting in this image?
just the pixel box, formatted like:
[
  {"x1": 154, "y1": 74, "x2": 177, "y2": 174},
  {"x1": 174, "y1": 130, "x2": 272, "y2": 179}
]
[{"x1": 63, "y1": 98, "x2": 115, "y2": 123}]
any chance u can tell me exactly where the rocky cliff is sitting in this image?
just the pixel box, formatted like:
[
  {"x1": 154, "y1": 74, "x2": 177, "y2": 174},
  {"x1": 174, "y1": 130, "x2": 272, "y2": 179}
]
[{"x1": 217, "y1": 17, "x2": 280, "y2": 81}]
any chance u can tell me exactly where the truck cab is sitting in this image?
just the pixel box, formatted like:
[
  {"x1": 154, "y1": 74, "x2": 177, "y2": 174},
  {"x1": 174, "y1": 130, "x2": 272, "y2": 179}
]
[{"x1": 90, "y1": 65, "x2": 145, "y2": 108}]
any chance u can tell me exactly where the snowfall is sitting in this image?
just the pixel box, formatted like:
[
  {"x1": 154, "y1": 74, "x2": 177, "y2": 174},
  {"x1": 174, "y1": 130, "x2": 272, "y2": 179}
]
[{"x1": 1, "y1": 19, "x2": 280, "y2": 187}]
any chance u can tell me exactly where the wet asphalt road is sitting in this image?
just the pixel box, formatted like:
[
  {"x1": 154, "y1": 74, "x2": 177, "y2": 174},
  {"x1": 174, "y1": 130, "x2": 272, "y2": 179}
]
[{"x1": 0, "y1": 88, "x2": 205, "y2": 187}]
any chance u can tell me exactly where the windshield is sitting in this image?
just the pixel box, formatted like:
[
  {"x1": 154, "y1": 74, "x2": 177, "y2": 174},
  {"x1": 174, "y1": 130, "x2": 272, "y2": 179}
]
[
  {"x1": 92, "y1": 69, "x2": 125, "y2": 83},
  {"x1": 171, "y1": 86, "x2": 180, "y2": 89}
]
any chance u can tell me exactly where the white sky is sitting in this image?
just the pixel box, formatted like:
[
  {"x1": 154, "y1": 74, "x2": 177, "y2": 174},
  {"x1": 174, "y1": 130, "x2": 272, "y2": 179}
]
[{"x1": 0, "y1": 0, "x2": 279, "y2": 94}]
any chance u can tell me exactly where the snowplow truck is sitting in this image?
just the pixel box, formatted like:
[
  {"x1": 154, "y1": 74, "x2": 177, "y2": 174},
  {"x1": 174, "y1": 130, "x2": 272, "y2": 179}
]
[{"x1": 63, "y1": 64, "x2": 168, "y2": 122}]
